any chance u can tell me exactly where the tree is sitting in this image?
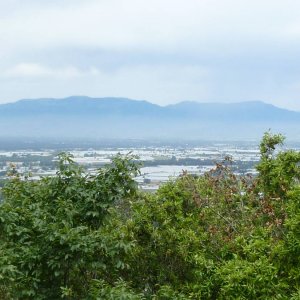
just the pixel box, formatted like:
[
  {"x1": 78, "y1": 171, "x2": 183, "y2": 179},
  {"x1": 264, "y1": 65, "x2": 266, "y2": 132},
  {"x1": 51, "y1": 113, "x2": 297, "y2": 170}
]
[{"x1": 0, "y1": 153, "x2": 139, "y2": 299}]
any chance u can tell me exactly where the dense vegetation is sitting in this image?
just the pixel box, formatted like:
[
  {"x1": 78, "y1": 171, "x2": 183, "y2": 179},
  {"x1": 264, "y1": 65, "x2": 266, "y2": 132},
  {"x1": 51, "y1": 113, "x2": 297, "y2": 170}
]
[{"x1": 0, "y1": 133, "x2": 300, "y2": 299}]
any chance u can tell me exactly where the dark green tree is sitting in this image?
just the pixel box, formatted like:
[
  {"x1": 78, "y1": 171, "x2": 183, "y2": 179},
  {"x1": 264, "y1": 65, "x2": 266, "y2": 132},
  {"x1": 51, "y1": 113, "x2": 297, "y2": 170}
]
[{"x1": 0, "y1": 153, "x2": 139, "y2": 299}]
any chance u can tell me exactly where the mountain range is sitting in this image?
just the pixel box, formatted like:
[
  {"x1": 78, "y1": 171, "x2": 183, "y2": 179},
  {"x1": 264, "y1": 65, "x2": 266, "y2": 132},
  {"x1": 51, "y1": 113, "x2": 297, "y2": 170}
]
[{"x1": 0, "y1": 96, "x2": 299, "y2": 141}]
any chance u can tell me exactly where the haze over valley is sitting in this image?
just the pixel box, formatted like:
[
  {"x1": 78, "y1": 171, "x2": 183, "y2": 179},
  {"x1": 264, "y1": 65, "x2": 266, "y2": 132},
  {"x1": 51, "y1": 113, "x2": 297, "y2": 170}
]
[{"x1": 1, "y1": 96, "x2": 300, "y2": 141}]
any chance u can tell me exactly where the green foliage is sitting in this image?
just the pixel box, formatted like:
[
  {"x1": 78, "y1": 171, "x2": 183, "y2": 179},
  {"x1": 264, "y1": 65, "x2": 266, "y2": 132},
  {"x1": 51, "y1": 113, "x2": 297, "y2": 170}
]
[
  {"x1": 87, "y1": 279, "x2": 144, "y2": 300},
  {"x1": 0, "y1": 153, "x2": 140, "y2": 299},
  {"x1": 257, "y1": 131, "x2": 300, "y2": 197},
  {"x1": 0, "y1": 133, "x2": 300, "y2": 299}
]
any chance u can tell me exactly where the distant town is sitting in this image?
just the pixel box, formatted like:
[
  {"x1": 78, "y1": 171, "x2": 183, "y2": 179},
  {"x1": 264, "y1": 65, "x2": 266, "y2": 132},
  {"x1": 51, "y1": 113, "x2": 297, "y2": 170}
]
[{"x1": 0, "y1": 141, "x2": 285, "y2": 191}]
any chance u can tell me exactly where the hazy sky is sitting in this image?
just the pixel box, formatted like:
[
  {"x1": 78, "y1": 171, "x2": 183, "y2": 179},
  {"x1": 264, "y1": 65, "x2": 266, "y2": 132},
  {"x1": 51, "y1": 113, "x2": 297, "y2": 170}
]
[{"x1": 1, "y1": 0, "x2": 300, "y2": 109}]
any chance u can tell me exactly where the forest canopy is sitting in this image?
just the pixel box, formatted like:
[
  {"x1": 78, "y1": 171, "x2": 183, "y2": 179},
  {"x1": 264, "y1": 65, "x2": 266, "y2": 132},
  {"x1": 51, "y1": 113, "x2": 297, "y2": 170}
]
[{"x1": 0, "y1": 132, "x2": 300, "y2": 299}]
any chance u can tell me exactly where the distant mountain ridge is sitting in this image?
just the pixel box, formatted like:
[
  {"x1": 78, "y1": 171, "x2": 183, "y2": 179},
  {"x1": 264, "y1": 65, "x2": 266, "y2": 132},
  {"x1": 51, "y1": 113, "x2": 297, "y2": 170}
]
[{"x1": 0, "y1": 96, "x2": 299, "y2": 140}]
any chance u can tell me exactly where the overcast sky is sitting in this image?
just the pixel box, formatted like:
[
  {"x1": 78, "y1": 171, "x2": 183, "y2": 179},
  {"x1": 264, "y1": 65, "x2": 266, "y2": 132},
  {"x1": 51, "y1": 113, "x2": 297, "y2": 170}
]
[{"x1": 1, "y1": 0, "x2": 300, "y2": 109}]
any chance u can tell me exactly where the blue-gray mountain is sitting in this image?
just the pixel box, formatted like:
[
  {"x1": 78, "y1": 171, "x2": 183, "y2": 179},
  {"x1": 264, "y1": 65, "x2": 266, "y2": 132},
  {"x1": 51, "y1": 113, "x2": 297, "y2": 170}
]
[{"x1": 0, "y1": 96, "x2": 299, "y2": 140}]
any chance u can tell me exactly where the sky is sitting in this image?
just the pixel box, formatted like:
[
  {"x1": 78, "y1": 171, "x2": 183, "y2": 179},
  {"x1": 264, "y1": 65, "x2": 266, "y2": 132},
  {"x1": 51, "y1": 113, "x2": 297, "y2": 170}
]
[{"x1": 1, "y1": 0, "x2": 300, "y2": 109}]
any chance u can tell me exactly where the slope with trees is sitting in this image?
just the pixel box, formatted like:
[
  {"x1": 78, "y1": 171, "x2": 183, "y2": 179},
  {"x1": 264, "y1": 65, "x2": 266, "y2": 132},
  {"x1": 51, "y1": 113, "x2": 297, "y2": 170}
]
[{"x1": 0, "y1": 133, "x2": 300, "y2": 299}]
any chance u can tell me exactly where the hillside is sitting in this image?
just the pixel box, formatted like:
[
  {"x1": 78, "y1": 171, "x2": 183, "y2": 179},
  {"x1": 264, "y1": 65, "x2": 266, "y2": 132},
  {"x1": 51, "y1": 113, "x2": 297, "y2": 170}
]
[{"x1": 0, "y1": 96, "x2": 299, "y2": 140}]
